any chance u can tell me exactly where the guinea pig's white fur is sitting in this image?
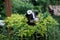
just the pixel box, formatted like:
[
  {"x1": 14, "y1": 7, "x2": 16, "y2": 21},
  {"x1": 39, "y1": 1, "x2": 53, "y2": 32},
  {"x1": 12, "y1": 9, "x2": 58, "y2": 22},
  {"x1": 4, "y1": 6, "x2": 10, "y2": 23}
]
[{"x1": 27, "y1": 10, "x2": 33, "y2": 14}]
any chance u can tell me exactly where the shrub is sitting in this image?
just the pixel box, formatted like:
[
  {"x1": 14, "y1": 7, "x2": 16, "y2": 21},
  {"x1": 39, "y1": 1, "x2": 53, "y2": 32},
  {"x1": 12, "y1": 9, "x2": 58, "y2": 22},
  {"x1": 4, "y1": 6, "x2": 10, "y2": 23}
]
[{"x1": 4, "y1": 12, "x2": 59, "y2": 38}]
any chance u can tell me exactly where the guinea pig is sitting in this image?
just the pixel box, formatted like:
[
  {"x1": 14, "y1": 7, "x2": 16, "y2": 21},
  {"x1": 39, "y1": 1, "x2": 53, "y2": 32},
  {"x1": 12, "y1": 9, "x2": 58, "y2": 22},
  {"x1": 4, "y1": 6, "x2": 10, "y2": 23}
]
[{"x1": 26, "y1": 10, "x2": 39, "y2": 25}]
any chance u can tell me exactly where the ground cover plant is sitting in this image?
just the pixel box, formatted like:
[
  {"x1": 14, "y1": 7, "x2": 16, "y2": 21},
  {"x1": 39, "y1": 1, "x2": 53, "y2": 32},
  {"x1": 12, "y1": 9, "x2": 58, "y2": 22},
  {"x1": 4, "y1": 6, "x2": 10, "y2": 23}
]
[{"x1": 3, "y1": 12, "x2": 59, "y2": 40}]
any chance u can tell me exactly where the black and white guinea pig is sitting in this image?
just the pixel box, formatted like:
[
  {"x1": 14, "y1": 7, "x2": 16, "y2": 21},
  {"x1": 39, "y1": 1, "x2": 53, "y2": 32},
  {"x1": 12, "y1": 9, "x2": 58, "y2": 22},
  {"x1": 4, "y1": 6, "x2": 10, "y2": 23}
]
[{"x1": 26, "y1": 10, "x2": 39, "y2": 25}]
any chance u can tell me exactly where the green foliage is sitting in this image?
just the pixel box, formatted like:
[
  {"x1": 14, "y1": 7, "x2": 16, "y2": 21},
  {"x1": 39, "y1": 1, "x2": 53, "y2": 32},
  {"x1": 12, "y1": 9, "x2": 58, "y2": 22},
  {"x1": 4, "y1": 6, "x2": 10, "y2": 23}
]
[
  {"x1": 11, "y1": 0, "x2": 60, "y2": 14},
  {"x1": 0, "y1": 0, "x2": 6, "y2": 19},
  {"x1": 12, "y1": 0, "x2": 34, "y2": 14},
  {"x1": 0, "y1": 34, "x2": 7, "y2": 40},
  {"x1": 47, "y1": 15, "x2": 60, "y2": 40},
  {"x1": 4, "y1": 12, "x2": 59, "y2": 37},
  {"x1": 30, "y1": 0, "x2": 60, "y2": 5},
  {"x1": 49, "y1": 0, "x2": 60, "y2": 5},
  {"x1": 33, "y1": 6, "x2": 42, "y2": 12},
  {"x1": 4, "y1": 14, "x2": 27, "y2": 28}
]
